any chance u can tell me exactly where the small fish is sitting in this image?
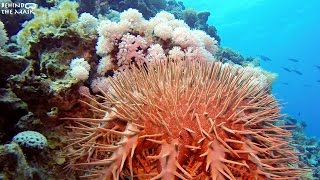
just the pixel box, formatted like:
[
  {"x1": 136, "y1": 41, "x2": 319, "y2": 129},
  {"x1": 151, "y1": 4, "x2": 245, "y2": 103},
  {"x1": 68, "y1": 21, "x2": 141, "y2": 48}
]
[
  {"x1": 314, "y1": 65, "x2": 320, "y2": 70},
  {"x1": 303, "y1": 84, "x2": 311, "y2": 87},
  {"x1": 300, "y1": 121, "x2": 307, "y2": 128},
  {"x1": 281, "y1": 82, "x2": 289, "y2": 85},
  {"x1": 317, "y1": 80, "x2": 320, "y2": 83},
  {"x1": 258, "y1": 55, "x2": 271, "y2": 61},
  {"x1": 288, "y1": 58, "x2": 299, "y2": 62},
  {"x1": 298, "y1": 112, "x2": 300, "y2": 116},
  {"x1": 281, "y1": 67, "x2": 291, "y2": 72},
  {"x1": 287, "y1": 117, "x2": 297, "y2": 124},
  {"x1": 292, "y1": 69, "x2": 303, "y2": 75}
]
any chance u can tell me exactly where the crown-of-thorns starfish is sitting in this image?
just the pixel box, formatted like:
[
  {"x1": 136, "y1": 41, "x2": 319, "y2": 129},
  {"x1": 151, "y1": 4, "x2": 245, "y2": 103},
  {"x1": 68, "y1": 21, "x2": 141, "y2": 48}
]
[{"x1": 64, "y1": 59, "x2": 306, "y2": 179}]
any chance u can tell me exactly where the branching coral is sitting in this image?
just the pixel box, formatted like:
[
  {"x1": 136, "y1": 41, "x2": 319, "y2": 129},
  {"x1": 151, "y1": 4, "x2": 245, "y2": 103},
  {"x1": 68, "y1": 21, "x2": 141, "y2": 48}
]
[{"x1": 64, "y1": 59, "x2": 306, "y2": 179}]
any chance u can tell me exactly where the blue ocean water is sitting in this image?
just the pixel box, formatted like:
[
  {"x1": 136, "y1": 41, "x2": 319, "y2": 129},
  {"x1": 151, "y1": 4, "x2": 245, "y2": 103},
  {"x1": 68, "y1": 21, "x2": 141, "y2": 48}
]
[{"x1": 184, "y1": 0, "x2": 320, "y2": 138}]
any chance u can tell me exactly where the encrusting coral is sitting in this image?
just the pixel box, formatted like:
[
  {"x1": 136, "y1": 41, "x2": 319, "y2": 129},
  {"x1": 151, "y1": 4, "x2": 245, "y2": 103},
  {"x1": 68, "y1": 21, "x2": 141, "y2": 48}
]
[{"x1": 64, "y1": 58, "x2": 306, "y2": 179}]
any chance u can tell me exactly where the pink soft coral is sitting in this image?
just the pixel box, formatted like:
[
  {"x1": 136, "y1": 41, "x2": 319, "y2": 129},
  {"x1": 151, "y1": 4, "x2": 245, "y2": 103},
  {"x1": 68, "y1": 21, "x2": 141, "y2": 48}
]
[
  {"x1": 117, "y1": 33, "x2": 148, "y2": 70},
  {"x1": 95, "y1": 9, "x2": 218, "y2": 75}
]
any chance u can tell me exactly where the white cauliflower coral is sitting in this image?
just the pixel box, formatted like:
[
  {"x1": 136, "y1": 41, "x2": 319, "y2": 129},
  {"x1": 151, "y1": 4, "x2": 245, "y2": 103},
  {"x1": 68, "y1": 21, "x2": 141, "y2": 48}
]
[
  {"x1": 120, "y1": 8, "x2": 146, "y2": 32},
  {"x1": 74, "y1": 12, "x2": 99, "y2": 36},
  {"x1": 146, "y1": 44, "x2": 167, "y2": 63},
  {"x1": 153, "y1": 22, "x2": 173, "y2": 40},
  {"x1": 69, "y1": 57, "x2": 91, "y2": 81}
]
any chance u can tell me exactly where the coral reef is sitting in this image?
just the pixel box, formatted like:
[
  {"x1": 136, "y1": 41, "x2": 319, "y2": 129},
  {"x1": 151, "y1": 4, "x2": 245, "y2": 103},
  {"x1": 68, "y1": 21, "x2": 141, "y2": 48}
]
[
  {"x1": 0, "y1": 0, "x2": 56, "y2": 37},
  {"x1": 95, "y1": 8, "x2": 218, "y2": 75},
  {"x1": 284, "y1": 116, "x2": 320, "y2": 178},
  {"x1": 104, "y1": 0, "x2": 167, "y2": 19},
  {"x1": 0, "y1": 2, "x2": 101, "y2": 176},
  {"x1": 9, "y1": 1, "x2": 98, "y2": 125},
  {"x1": 165, "y1": 0, "x2": 185, "y2": 19},
  {"x1": 0, "y1": 1, "x2": 315, "y2": 179},
  {"x1": 183, "y1": 9, "x2": 198, "y2": 27},
  {"x1": 16, "y1": 1, "x2": 79, "y2": 56},
  {"x1": 215, "y1": 48, "x2": 277, "y2": 84},
  {"x1": 182, "y1": 9, "x2": 221, "y2": 44},
  {"x1": 215, "y1": 47, "x2": 259, "y2": 66},
  {"x1": 65, "y1": 59, "x2": 305, "y2": 179},
  {"x1": 0, "y1": 129, "x2": 74, "y2": 179},
  {"x1": 85, "y1": 0, "x2": 221, "y2": 44}
]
